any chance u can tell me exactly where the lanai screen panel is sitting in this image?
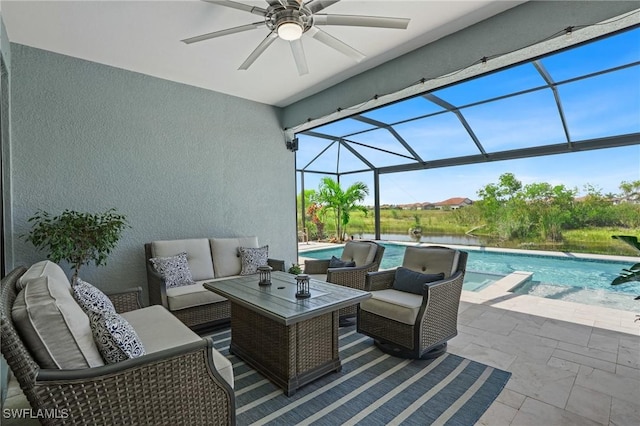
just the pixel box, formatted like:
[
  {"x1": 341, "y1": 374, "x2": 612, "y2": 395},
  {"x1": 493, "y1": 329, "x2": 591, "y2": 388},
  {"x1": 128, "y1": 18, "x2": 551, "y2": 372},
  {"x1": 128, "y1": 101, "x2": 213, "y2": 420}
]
[{"x1": 297, "y1": 26, "x2": 640, "y2": 178}]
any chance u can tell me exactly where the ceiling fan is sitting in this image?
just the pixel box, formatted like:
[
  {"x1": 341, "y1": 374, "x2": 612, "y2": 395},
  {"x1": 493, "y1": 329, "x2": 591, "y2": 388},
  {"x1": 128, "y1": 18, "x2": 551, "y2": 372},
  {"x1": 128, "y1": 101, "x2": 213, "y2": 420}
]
[{"x1": 182, "y1": 0, "x2": 410, "y2": 75}]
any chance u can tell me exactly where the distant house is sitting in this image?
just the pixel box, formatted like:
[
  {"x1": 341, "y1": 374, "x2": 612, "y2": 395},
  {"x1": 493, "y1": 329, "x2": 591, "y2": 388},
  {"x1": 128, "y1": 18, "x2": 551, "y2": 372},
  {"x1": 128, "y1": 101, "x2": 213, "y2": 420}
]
[{"x1": 434, "y1": 197, "x2": 473, "y2": 210}]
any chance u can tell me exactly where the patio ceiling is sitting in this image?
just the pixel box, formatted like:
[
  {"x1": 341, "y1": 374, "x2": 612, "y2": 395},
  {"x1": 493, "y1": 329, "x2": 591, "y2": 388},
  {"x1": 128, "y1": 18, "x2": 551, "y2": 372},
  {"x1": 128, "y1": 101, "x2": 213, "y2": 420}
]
[
  {"x1": 295, "y1": 25, "x2": 640, "y2": 178},
  {"x1": 0, "y1": 0, "x2": 525, "y2": 107}
]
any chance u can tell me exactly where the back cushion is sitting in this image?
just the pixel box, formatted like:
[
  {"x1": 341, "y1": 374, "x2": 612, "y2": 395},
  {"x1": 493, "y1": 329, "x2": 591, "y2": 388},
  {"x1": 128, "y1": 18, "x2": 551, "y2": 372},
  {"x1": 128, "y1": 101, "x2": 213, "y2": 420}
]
[
  {"x1": 402, "y1": 246, "x2": 460, "y2": 278},
  {"x1": 341, "y1": 242, "x2": 378, "y2": 267},
  {"x1": 211, "y1": 237, "x2": 259, "y2": 278},
  {"x1": 17, "y1": 260, "x2": 70, "y2": 291},
  {"x1": 151, "y1": 239, "x2": 214, "y2": 281},
  {"x1": 12, "y1": 275, "x2": 104, "y2": 369}
]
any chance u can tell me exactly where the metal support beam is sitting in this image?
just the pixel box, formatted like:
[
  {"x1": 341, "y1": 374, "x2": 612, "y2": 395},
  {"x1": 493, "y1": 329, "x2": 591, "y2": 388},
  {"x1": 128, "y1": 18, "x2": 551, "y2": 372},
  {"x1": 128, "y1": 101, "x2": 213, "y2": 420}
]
[
  {"x1": 377, "y1": 133, "x2": 639, "y2": 174},
  {"x1": 374, "y1": 169, "x2": 381, "y2": 240}
]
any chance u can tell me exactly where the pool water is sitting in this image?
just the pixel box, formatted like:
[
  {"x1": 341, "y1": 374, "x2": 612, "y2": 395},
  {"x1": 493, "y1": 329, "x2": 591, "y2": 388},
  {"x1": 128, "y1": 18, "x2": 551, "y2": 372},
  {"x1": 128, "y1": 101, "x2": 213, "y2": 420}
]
[
  {"x1": 300, "y1": 244, "x2": 505, "y2": 292},
  {"x1": 300, "y1": 243, "x2": 640, "y2": 312}
]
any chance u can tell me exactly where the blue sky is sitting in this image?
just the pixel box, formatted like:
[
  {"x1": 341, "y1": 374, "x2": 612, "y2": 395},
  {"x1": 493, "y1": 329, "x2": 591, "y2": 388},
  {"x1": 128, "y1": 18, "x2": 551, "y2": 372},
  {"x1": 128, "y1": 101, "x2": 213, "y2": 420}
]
[
  {"x1": 296, "y1": 27, "x2": 640, "y2": 205},
  {"x1": 299, "y1": 145, "x2": 639, "y2": 205}
]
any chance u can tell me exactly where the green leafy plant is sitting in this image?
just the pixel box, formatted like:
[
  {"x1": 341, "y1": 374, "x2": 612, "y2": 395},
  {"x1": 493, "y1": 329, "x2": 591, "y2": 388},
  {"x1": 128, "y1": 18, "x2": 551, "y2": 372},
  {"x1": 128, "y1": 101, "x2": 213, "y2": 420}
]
[
  {"x1": 312, "y1": 177, "x2": 369, "y2": 241},
  {"x1": 288, "y1": 263, "x2": 302, "y2": 275},
  {"x1": 23, "y1": 208, "x2": 130, "y2": 280},
  {"x1": 611, "y1": 235, "x2": 640, "y2": 304}
]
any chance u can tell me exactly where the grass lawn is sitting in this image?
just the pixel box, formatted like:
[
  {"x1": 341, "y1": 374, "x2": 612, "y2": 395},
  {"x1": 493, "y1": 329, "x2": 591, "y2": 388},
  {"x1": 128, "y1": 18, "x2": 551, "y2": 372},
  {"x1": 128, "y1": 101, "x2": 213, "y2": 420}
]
[{"x1": 299, "y1": 209, "x2": 640, "y2": 256}]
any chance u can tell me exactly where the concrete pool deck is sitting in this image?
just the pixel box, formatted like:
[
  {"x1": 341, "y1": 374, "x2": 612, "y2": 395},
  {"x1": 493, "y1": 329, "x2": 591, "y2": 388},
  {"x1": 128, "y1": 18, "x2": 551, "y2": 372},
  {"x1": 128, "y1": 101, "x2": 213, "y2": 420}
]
[{"x1": 297, "y1": 241, "x2": 640, "y2": 425}]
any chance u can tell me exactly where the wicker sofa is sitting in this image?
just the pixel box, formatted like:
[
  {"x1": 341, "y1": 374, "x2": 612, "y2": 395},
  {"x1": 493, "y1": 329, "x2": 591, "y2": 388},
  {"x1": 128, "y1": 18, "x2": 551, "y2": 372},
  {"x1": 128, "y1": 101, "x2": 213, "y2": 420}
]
[
  {"x1": 1, "y1": 261, "x2": 235, "y2": 425},
  {"x1": 145, "y1": 236, "x2": 284, "y2": 331}
]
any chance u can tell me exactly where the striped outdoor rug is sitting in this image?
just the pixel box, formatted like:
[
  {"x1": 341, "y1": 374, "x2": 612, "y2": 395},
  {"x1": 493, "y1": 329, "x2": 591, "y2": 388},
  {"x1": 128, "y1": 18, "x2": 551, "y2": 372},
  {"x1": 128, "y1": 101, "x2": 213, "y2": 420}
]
[{"x1": 210, "y1": 326, "x2": 511, "y2": 426}]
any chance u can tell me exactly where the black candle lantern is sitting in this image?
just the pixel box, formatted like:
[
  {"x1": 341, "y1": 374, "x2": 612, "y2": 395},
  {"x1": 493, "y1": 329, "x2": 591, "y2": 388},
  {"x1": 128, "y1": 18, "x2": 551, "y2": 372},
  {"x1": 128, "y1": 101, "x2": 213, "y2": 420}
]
[
  {"x1": 295, "y1": 274, "x2": 311, "y2": 299},
  {"x1": 258, "y1": 265, "x2": 272, "y2": 286}
]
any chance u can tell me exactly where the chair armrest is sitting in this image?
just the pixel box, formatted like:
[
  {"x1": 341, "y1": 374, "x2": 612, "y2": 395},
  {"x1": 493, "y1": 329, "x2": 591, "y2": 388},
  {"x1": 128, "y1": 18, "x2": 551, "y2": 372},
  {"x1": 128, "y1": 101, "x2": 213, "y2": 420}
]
[
  {"x1": 36, "y1": 338, "x2": 235, "y2": 425},
  {"x1": 365, "y1": 269, "x2": 396, "y2": 291},
  {"x1": 267, "y1": 258, "x2": 285, "y2": 272},
  {"x1": 106, "y1": 287, "x2": 144, "y2": 313},
  {"x1": 326, "y1": 263, "x2": 380, "y2": 291},
  {"x1": 303, "y1": 259, "x2": 330, "y2": 274},
  {"x1": 146, "y1": 261, "x2": 169, "y2": 308},
  {"x1": 417, "y1": 271, "x2": 465, "y2": 346}
]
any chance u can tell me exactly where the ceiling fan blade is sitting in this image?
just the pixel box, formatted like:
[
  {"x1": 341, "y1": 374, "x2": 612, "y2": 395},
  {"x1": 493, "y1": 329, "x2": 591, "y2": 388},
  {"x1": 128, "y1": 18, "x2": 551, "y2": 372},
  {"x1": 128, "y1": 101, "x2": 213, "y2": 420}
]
[
  {"x1": 181, "y1": 21, "x2": 266, "y2": 44},
  {"x1": 313, "y1": 14, "x2": 410, "y2": 29},
  {"x1": 239, "y1": 32, "x2": 279, "y2": 70},
  {"x1": 202, "y1": 0, "x2": 267, "y2": 17},
  {"x1": 290, "y1": 39, "x2": 309, "y2": 76},
  {"x1": 308, "y1": 27, "x2": 365, "y2": 62},
  {"x1": 305, "y1": 0, "x2": 340, "y2": 14}
]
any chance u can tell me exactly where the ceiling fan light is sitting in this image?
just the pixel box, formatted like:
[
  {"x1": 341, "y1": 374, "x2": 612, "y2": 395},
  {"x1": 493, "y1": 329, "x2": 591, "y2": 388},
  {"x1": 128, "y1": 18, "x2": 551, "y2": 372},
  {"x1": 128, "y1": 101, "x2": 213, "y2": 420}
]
[{"x1": 277, "y1": 22, "x2": 303, "y2": 41}]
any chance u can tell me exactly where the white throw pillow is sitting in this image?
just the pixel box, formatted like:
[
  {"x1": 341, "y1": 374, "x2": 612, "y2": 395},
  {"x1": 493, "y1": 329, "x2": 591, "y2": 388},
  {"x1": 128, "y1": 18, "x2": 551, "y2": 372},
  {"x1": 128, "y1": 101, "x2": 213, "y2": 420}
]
[
  {"x1": 73, "y1": 278, "x2": 116, "y2": 314},
  {"x1": 239, "y1": 245, "x2": 268, "y2": 275},
  {"x1": 149, "y1": 252, "x2": 197, "y2": 288},
  {"x1": 89, "y1": 310, "x2": 145, "y2": 363}
]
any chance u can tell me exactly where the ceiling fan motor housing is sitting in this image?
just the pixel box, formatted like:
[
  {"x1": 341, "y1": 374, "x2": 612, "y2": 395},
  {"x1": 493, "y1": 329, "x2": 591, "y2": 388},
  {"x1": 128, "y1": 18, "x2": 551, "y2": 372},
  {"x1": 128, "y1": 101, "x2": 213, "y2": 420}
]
[{"x1": 266, "y1": 2, "x2": 313, "y2": 36}]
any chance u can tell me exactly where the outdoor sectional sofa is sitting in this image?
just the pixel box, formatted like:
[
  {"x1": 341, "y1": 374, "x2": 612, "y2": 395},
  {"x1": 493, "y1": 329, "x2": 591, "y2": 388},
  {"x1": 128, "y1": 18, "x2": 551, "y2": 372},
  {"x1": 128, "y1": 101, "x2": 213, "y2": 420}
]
[
  {"x1": 0, "y1": 261, "x2": 235, "y2": 425},
  {"x1": 145, "y1": 236, "x2": 284, "y2": 331}
]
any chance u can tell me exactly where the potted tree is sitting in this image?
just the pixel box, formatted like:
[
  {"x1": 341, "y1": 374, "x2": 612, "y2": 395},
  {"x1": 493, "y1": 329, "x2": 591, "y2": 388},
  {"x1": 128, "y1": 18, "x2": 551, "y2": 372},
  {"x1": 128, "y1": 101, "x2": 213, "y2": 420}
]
[{"x1": 23, "y1": 208, "x2": 129, "y2": 281}]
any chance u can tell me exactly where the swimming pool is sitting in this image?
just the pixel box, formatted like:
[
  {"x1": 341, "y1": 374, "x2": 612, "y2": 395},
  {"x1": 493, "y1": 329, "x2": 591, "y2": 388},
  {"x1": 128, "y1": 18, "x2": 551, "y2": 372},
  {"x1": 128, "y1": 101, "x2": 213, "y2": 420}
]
[{"x1": 300, "y1": 243, "x2": 640, "y2": 312}]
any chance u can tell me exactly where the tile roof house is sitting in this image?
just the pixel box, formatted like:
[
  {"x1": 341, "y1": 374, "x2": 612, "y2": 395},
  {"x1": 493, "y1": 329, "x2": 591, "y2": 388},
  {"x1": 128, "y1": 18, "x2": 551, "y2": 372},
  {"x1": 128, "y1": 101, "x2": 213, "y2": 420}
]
[{"x1": 434, "y1": 197, "x2": 473, "y2": 210}]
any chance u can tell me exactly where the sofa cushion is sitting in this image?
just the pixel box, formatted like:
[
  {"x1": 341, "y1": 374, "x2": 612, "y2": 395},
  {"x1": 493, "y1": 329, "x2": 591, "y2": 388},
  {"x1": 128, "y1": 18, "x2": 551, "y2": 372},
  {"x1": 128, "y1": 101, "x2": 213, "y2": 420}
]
[
  {"x1": 392, "y1": 267, "x2": 445, "y2": 295},
  {"x1": 166, "y1": 280, "x2": 228, "y2": 311},
  {"x1": 210, "y1": 237, "x2": 259, "y2": 278},
  {"x1": 12, "y1": 275, "x2": 104, "y2": 369},
  {"x1": 239, "y1": 245, "x2": 268, "y2": 275},
  {"x1": 149, "y1": 252, "x2": 197, "y2": 288},
  {"x1": 359, "y1": 289, "x2": 422, "y2": 325},
  {"x1": 17, "y1": 260, "x2": 70, "y2": 291},
  {"x1": 341, "y1": 242, "x2": 378, "y2": 267},
  {"x1": 89, "y1": 310, "x2": 146, "y2": 364},
  {"x1": 329, "y1": 255, "x2": 356, "y2": 268},
  {"x1": 402, "y1": 247, "x2": 460, "y2": 278},
  {"x1": 151, "y1": 239, "x2": 214, "y2": 281},
  {"x1": 73, "y1": 278, "x2": 116, "y2": 314},
  {"x1": 122, "y1": 305, "x2": 234, "y2": 388}
]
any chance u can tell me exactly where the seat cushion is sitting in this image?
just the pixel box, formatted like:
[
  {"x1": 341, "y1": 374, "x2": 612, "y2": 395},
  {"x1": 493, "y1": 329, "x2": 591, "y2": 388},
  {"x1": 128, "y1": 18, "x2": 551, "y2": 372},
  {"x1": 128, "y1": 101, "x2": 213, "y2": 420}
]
[
  {"x1": 359, "y1": 289, "x2": 422, "y2": 325},
  {"x1": 12, "y1": 275, "x2": 104, "y2": 369},
  {"x1": 122, "y1": 305, "x2": 234, "y2": 388},
  {"x1": 151, "y1": 239, "x2": 214, "y2": 281},
  {"x1": 210, "y1": 237, "x2": 259, "y2": 278},
  {"x1": 17, "y1": 260, "x2": 70, "y2": 291},
  {"x1": 308, "y1": 273, "x2": 327, "y2": 282},
  {"x1": 166, "y1": 280, "x2": 227, "y2": 311},
  {"x1": 341, "y1": 242, "x2": 378, "y2": 267},
  {"x1": 402, "y1": 246, "x2": 460, "y2": 278}
]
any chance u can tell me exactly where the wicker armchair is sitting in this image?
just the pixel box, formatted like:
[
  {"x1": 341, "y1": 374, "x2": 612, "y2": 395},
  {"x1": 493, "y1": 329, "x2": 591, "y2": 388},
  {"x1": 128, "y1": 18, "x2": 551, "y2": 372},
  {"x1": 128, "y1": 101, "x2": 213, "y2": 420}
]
[
  {"x1": 357, "y1": 246, "x2": 467, "y2": 359},
  {"x1": 304, "y1": 241, "x2": 385, "y2": 319},
  {"x1": 1, "y1": 266, "x2": 235, "y2": 426}
]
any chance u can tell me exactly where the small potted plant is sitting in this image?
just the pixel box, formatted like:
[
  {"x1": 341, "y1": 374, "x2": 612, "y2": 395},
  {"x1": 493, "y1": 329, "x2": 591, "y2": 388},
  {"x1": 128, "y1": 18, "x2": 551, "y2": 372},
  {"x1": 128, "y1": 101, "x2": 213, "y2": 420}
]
[
  {"x1": 288, "y1": 263, "x2": 302, "y2": 275},
  {"x1": 23, "y1": 208, "x2": 130, "y2": 281}
]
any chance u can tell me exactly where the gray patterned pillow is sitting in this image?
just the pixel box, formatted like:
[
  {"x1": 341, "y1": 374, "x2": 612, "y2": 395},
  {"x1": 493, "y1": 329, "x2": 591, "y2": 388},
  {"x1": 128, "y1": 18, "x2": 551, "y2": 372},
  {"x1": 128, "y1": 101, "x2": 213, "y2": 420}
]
[
  {"x1": 239, "y1": 245, "x2": 269, "y2": 275},
  {"x1": 89, "y1": 310, "x2": 145, "y2": 363},
  {"x1": 72, "y1": 278, "x2": 116, "y2": 314},
  {"x1": 149, "y1": 252, "x2": 197, "y2": 288}
]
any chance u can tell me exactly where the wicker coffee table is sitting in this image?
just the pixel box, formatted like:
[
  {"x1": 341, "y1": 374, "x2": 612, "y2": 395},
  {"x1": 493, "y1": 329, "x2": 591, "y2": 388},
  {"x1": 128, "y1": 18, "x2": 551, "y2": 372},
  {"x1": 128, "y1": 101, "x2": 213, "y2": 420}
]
[{"x1": 204, "y1": 271, "x2": 370, "y2": 396}]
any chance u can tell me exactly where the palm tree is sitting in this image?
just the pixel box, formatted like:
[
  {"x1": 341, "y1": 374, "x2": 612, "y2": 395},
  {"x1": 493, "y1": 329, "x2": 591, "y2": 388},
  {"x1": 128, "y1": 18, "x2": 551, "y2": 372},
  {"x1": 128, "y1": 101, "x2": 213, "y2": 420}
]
[{"x1": 313, "y1": 177, "x2": 369, "y2": 241}]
